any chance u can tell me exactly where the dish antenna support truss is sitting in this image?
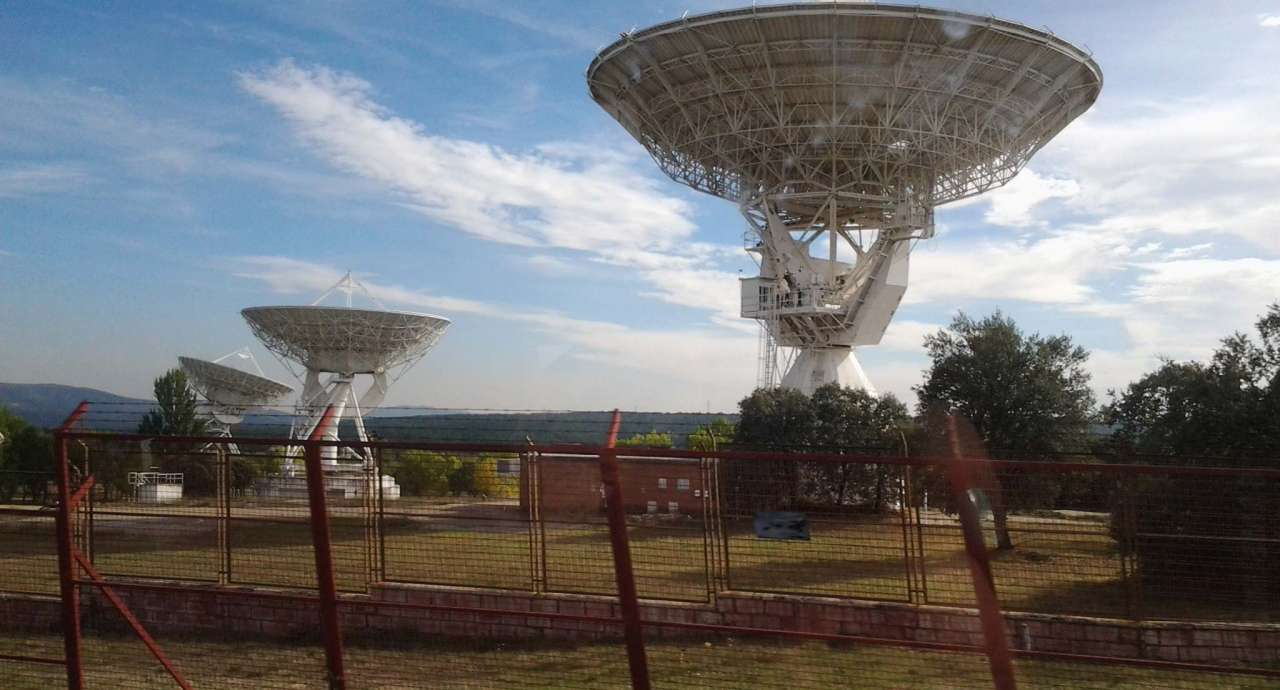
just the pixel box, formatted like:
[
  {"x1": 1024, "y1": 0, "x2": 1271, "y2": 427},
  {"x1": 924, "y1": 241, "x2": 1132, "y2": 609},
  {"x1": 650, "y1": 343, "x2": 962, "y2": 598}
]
[
  {"x1": 588, "y1": 3, "x2": 1101, "y2": 393},
  {"x1": 242, "y1": 272, "x2": 451, "y2": 467},
  {"x1": 178, "y1": 349, "x2": 293, "y2": 455}
]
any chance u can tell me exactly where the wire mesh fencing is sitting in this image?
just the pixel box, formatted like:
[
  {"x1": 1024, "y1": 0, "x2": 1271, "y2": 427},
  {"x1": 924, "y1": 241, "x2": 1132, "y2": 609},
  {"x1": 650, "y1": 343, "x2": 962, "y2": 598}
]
[
  {"x1": 11, "y1": 401, "x2": 1280, "y2": 688},
  {"x1": 0, "y1": 470, "x2": 60, "y2": 597}
]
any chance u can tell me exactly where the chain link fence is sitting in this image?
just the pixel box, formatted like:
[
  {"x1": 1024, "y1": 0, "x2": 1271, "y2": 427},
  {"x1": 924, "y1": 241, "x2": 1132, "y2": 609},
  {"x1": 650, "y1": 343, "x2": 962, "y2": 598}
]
[{"x1": 2, "y1": 401, "x2": 1278, "y2": 688}]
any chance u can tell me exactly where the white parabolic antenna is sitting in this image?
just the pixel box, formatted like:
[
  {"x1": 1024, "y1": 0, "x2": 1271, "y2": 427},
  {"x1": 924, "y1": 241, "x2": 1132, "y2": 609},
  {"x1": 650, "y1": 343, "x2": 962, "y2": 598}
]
[
  {"x1": 179, "y1": 353, "x2": 293, "y2": 427},
  {"x1": 587, "y1": 3, "x2": 1102, "y2": 394},
  {"x1": 241, "y1": 273, "x2": 450, "y2": 465},
  {"x1": 241, "y1": 306, "x2": 448, "y2": 376}
]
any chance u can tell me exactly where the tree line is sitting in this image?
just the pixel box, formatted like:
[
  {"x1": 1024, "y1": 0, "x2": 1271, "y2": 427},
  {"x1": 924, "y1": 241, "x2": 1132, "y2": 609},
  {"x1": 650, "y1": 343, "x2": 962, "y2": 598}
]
[
  {"x1": 710, "y1": 305, "x2": 1280, "y2": 600},
  {"x1": 0, "y1": 406, "x2": 54, "y2": 503}
]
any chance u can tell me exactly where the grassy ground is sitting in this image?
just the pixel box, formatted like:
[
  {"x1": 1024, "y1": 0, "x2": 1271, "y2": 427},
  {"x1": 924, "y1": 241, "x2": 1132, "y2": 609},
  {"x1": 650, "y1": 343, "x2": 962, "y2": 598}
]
[
  {"x1": 0, "y1": 498, "x2": 1270, "y2": 621},
  {"x1": 1, "y1": 629, "x2": 1272, "y2": 689}
]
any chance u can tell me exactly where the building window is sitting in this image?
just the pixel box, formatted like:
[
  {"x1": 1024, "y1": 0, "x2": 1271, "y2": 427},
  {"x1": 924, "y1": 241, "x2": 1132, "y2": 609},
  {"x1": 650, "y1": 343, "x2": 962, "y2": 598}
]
[
  {"x1": 676, "y1": 478, "x2": 690, "y2": 491},
  {"x1": 694, "y1": 489, "x2": 702, "y2": 498},
  {"x1": 647, "y1": 501, "x2": 658, "y2": 514},
  {"x1": 657, "y1": 477, "x2": 667, "y2": 489},
  {"x1": 667, "y1": 501, "x2": 679, "y2": 514}
]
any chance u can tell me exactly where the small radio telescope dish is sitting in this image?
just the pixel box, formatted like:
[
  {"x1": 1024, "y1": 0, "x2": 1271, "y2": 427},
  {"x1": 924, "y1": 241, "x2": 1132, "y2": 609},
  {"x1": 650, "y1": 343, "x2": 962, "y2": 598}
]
[
  {"x1": 588, "y1": 3, "x2": 1102, "y2": 393},
  {"x1": 242, "y1": 272, "x2": 450, "y2": 467}
]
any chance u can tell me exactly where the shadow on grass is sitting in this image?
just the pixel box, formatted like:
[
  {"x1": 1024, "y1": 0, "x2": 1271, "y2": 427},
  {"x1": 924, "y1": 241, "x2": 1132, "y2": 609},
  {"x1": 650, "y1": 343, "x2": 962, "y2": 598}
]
[
  {"x1": 725, "y1": 553, "x2": 912, "y2": 595},
  {"x1": 999, "y1": 577, "x2": 1132, "y2": 618}
]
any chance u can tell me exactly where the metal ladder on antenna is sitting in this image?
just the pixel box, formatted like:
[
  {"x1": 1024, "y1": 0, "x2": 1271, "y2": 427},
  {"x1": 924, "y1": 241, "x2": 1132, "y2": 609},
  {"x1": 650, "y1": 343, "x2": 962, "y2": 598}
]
[{"x1": 756, "y1": 322, "x2": 777, "y2": 389}]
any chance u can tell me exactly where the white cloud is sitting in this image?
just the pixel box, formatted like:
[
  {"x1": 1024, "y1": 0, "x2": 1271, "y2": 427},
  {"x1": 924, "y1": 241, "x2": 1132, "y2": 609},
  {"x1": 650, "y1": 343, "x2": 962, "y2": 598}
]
[
  {"x1": 1129, "y1": 257, "x2": 1280, "y2": 320},
  {"x1": 524, "y1": 254, "x2": 576, "y2": 274},
  {"x1": 0, "y1": 76, "x2": 388, "y2": 212},
  {"x1": 1260, "y1": 14, "x2": 1280, "y2": 28},
  {"x1": 908, "y1": 230, "x2": 1128, "y2": 306},
  {"x1": 238, "y1": 60, "x2": 744, "y2": 325},
  {"x1": 433, "y1": 0, "x2": 604, "y2": 50},
  {"x1": 233, "y1": 60, "x2": 1280, "y2": 406},
  {"x1": 1072, "y1": 258, "x2": 1280, "y2": 382},
  {"x1": 1163, "y1": 242, "x2": 1213, "y2": 260},
  {"x1": 949, "y1": 168, "x2": 1080, "y2": 228},
  {"x1": 908, "y1": 78, "x2": 1280, "y2": 397},
  {"x1": 0, "y1": 164, "x2": 88, "y2": 198},
  {"x1": 1050, "y1": 98, "x2": 1280, "y2": 248},
  {"x1": 951, "y1": 91, "x2": 1280, "y2": 251},
  {"x1": 233, "y1": 255, "x2": 756, "y2": 391},
  {"x1": 877, "y1": 319, "x2": 940, "y2": 352}
]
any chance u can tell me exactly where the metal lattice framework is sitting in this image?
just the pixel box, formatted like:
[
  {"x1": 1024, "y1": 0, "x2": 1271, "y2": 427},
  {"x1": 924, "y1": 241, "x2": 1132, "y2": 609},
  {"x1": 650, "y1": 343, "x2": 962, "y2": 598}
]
[
  {"x1": 178, "y1": 355, "x2": 293, "y2": 412},
  {"x1": 588, "y1": 3, "x2": 1101, "y2": 393},
  {"x1": 588, "y1": 2, "x2": 1101, "y2": 217},
  {"x1": 242, "y1": 275, "x2": 451, "y2": 466},
  {"x1": 240, "y1": 306, "x2": 449, "y2": 376},
  {"x1": 178, "y1": 351, "x2": 293, "y2": 454}
]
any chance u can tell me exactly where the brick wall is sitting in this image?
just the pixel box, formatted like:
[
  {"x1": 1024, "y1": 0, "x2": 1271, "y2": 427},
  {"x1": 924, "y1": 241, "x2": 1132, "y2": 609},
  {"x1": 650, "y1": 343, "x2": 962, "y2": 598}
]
[
  {"x1": 0, "y1": 593, "x2": 60, "y2": 633},
  {"x1": 522, "y1": 455, "x2": 705, "y2": 516},
  {"x1": 8, "y1": 583, "x2": 1277, "y2": 667}
]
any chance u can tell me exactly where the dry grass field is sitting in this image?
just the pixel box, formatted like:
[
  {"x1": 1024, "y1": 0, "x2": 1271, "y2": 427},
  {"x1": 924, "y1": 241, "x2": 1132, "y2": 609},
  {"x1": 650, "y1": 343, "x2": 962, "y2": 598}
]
[
  {"x1": 0, "y1": 496, "x2": 1266, "y2": 621},
  {"x1": 1, "y1": 629, "x2": 1273, "y2": 690}
]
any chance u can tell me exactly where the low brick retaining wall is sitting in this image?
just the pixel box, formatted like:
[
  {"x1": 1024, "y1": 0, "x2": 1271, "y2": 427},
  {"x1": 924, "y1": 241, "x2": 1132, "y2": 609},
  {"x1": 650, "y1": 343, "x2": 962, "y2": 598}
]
[
  {"x1": 4, "y1": 583, "x2": 1277, "y2": 667},
  {"x1": 0, "y1": 593, "x2": 61, "y2": 633}
]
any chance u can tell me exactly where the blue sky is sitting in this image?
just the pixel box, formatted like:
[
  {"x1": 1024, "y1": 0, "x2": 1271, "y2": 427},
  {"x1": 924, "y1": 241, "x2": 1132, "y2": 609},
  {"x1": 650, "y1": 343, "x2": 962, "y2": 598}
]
[{"x1": 3, "y1": 1, "x2": 1280, "y2": 412}]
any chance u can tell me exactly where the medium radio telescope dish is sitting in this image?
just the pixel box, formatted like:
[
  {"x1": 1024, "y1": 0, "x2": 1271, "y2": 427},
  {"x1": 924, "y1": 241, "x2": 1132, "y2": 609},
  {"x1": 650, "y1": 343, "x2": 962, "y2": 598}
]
[
  {"x1": 179, "y1": 356, "x2": 293, "y2": 413},
  {"x1": 239, "y1": 306, "x2": 448, "y2": 376},
  {"x1": 178, "y1": 350, "x2": 293, "y2": 454},
  {"x1": 242, "y1": 272, "x2": 450, "y2": 467},
  {"x1": 588, "y1": 3, "x2": 1101, "y2": 393}
]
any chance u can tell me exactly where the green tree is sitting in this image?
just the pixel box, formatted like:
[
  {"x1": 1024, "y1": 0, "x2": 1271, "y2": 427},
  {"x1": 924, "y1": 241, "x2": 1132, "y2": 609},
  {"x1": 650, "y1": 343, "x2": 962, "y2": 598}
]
[
  {"x1": 138, "y1": 369, "x2": 207, "y2": 437},
  {"x1": 3, "y1": 425, "x2": 54, "y2": 503},
  {"x1": 1105, "y1": 306, "x2": 1280, "y2": 457},
  {"x1": 728, "y1": 386, "x2": 912, "y2": 513},
  {"x1": 916, "y1": 312, "x2": 1094, "y2": 550},
  {"x1": 1103, "y1": 305, "x2": 1280, "y2": 598},
  {"x1": 728, "y1": 387, "x2": 813, "y2": 513},
  {"x1": 735, "y1": 387, "x2": 812, "y2": 450},
  {"x1": 472, "y1": 455, "x2": 519, "y2": 499},
  {"x1": 448, "y1": 459, "x2": 478, "y2": 495},
  {"x1": 688, "y1": 419, "x2": 735, "y2": 452},
  {"x1": 808, "y1": 384, "x2": 909, "y2": 510},
  {"x1": 0, "y1": 405, "x2": 27, "y2": 439},
  {"x1": 135, "y1": 369, "x2": 216, "y2": 496},
  {"x1": 392, "y1": 451, "x2": 458, "y2": 497},
  {"x1": 0, "y1": 406, "x2": 33, "y2": 500},
  {"x1": 616, "y1": 430, "x2": 673, "y2": 448}
]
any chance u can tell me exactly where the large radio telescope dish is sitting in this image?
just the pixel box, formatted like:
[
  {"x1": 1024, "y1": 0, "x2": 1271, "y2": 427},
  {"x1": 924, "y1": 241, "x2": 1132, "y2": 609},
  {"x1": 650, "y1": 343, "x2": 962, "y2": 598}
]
[
  {"x1": 241, "y1": 306, "x2": 449, "y2": 375},
  {"x1": 588, "y1": 3, "x2": 1101, "y2": 394},
  {"x1": 588, "y1": 2, "x2": 1101, "y2": 219}
]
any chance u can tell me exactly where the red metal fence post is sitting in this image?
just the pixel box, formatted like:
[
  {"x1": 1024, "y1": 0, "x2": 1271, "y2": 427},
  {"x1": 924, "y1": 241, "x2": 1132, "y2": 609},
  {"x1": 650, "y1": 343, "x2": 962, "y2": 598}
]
[
  {"x1": 303, "y1": 406, "x2": 347, "y2": 690},
  {"x1": 598, "y1": 410, "x2": 652, "y2": 690},
  {"x1": 945, "y1": 415, "x2": 1017, "y2": 690},
  {"x1": 54, "y1": 402, "x2": 88, "y2": 690}
]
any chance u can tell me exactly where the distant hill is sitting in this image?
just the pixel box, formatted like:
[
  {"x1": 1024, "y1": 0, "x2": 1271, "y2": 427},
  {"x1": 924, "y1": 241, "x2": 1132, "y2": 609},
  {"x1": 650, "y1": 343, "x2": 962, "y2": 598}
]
[
  {"x1": 367, "y1": 410, "x2": 737, "y2": 447},
  {"x1": 0, "y1": 383, "x2": 147, "y2": 429},
  {"x1": 0, "y1": 384, "x2": 737, "y2": 446},
  {"x1": 237, "y1": 410, "x2": 738, "y2": 448}
]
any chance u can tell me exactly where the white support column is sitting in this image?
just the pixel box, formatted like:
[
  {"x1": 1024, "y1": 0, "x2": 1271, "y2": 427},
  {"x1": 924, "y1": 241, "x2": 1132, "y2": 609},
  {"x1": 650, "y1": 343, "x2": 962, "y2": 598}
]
[
  {"x1": 741, "y1": 192, "x2": 927, "y2": 395},
  {"x1": 781, "y1": 347, "x2": 875, "y2": 395}
]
